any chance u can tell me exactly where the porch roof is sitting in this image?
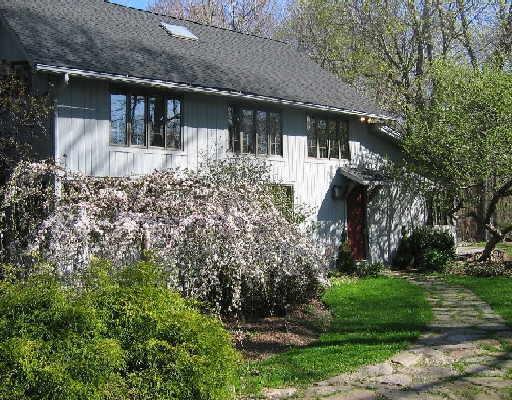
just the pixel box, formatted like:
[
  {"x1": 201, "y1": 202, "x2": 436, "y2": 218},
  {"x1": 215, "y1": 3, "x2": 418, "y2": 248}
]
[{"x1": 337, "y1": 165, "x2": 388, "y2": 186}]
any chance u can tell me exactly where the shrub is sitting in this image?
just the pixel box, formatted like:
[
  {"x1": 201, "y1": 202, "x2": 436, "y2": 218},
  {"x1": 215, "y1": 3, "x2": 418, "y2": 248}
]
[
  {"x1": 352, "y1": 261, "x2": 385, "y2": 278},
  {"x1": 423, "y1": 249, "x2": 454, "y2": 272},
  {"x1": 0, "y1": 260, "x2": 238, "y2": 400},
  {"x1": 394, "y1": 226, "x2": 455, "y2": 271},
  {"x1": 1, "y1": 159, "x2": 327, "y2": 317},
  {"x1": 334, "y1": 242, "x2": 384, "y2": 277},
  {"x1": 335, "y1": 240, "x2": 356, "y2": 275}
]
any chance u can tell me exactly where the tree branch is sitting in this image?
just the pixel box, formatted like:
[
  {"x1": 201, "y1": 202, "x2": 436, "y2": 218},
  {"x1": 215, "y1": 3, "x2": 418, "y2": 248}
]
[{"x1": 455, "y1": 0, "x2": 478, "y2": 68}]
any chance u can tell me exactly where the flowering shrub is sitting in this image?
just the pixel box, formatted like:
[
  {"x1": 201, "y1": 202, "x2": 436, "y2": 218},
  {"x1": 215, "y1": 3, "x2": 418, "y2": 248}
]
[
  {"x1": 0, "y1": 259, "x2": 238, "y2": 400},
  {"x1": 0, "y1": 158, "x2": 326, "y2": 316}
]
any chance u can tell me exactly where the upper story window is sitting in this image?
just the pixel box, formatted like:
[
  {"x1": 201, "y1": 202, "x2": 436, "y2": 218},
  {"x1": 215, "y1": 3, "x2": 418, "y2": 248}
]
[
  {"x1": 307, "y1": 115, "x2": 349, "y2": 159},
  {"x1": 110, "y1": 92, "x2": 182, "y2": 150},
  {"x1": 228, "y1": 105, "x2": 282, "y2": 156}
]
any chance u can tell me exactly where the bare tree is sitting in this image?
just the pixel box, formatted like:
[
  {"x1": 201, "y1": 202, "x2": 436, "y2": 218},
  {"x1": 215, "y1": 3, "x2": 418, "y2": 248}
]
[
  {"x1": 149, "y1": 0, "x2": 283, "y2": 37},
  {"x1": 283, "y1": 0, "x2": 507, "y2": 111}
]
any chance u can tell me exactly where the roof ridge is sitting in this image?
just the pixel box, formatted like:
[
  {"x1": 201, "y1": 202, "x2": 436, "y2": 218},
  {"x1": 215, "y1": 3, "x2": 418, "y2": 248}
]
[{"x1": 104, "y1": 1, "x2": 290, "y2": 45}]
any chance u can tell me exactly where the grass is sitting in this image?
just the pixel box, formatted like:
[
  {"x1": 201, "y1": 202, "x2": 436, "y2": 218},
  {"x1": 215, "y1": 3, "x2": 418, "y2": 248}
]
[
  {"x1": 443, "y1": 276, "x2": 512, "y2": 324},
  {"x1": 239, "y1": 276, "x2": 432, "y2": 395},
  {"x1": 464, "y1": 242, "x2": 512, "y2": 257}
]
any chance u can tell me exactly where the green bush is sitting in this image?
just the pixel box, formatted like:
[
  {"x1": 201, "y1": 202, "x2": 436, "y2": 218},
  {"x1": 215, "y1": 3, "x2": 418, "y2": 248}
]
[
  {"x1": 335, "y1": 240, "x2": 356, "y2": 275},
  {"x1": 394, "y1": 226, "x2": 455, "y2": 271},
  {"x1": 334, "y1": 242, "x2": 384, "y2": 277},
  {"x1": 0, "y1": 260, "x2": 238, "y2": 400},
  {"x1": 352, "y1": 261, "x2": 385, "y2": 278},
  {"x1": 423, "y1": 249, "x2": 454, "y2": 272}
]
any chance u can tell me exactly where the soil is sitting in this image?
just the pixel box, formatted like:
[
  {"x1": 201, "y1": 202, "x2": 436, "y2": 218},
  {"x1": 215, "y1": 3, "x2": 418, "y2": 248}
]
[{"x1": 226, "y1": 299, "x2": 332, "y2": 360}]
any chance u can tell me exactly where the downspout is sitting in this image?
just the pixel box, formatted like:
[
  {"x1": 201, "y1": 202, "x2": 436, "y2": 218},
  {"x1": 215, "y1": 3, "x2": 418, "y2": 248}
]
[{"x1": 53, "y1": 72, "x2": 69, "y2": 168}]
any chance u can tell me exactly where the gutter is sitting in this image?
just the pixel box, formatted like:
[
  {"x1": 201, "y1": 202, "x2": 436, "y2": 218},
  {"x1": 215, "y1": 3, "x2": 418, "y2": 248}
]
[{"x1": 34, "y1": 64, "x2": 394, "y2": 121}]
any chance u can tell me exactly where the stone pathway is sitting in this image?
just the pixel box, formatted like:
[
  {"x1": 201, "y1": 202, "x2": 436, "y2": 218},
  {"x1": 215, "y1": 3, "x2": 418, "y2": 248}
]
[{"x1": 263, "y1": 273, "x2": 512, "y2": 400}]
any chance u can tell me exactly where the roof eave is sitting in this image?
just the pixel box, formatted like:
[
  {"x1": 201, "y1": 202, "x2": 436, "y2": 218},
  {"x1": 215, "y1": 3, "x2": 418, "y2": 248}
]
[{"x1": 35, "y1": 63, "x2": 395, "y2": 121}]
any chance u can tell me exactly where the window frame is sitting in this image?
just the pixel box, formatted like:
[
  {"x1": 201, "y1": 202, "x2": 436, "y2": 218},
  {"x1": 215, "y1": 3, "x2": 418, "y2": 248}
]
[
  {"x1": 109, "y1": 91, "x2": 183, "y2": 151},
  {"x1": 306, "y1": 115, "x2": 350, "y2": 160},
  {"x1": 228, "y1": 105, "x2": 283, "y2": 157}
]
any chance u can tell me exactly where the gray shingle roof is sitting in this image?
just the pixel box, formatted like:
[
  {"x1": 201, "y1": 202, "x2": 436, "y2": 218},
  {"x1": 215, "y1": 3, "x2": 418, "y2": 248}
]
[{"x1": 0, "y1": 0, "x2": 386, "y2": 117}]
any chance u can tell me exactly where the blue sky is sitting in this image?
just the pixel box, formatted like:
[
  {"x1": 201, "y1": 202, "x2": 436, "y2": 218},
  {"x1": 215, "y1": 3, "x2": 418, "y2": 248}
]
[{"x1": 112, "y1": 0, "x2": 150, "y2": 9}]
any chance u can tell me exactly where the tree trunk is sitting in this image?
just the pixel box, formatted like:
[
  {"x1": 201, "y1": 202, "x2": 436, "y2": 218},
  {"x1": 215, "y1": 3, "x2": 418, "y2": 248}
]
[
  {"x1": 474, "y1": 178, "x2": 512, "y2": 261},
  {"x1": 479, "y1": 232, "x2": 502, "y2": 261},
  {"x1": 456, "y1": 0, "x2": 478, "y2": 69}
]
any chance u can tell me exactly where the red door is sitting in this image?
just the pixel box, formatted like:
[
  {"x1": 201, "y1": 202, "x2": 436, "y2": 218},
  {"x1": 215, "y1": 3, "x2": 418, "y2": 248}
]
[{"x1": 347, "y1": 185, "x2": 367, "y2": 260}]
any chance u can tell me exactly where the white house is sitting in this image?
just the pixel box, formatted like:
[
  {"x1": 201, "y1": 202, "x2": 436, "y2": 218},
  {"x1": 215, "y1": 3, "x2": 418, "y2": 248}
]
[{"x1": 0, "y1": 0, "x2": 427, "y2": 262}]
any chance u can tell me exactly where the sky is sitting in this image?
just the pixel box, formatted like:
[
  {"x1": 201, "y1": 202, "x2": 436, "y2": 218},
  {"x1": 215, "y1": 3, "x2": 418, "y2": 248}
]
[{"x1": 112, "y1": 0, "x2": 150, "y2": 10}]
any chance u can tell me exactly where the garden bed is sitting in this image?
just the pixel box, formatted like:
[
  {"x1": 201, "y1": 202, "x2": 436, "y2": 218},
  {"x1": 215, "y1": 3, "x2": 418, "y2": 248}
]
[{"x1": 228, "y1": 300, "x2": 331, "y2": 361}]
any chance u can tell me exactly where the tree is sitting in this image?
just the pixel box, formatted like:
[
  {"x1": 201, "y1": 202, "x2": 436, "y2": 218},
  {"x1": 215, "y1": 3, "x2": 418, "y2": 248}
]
[
  {"x1": 149, "y1": 0, "x2": 282, "y2": 37},
  {"x1": 283, "y1": 0, "x2": 511, "y2": 243},
  {"x1": 282, "y1": 0, "x2": 508, "y2": 112},
  {"x1": 403, "y1": 62, "x2": 512, "y2": 260},
  {"x1": 0, "y1": 73, "x2": 53, "y2": 186}
]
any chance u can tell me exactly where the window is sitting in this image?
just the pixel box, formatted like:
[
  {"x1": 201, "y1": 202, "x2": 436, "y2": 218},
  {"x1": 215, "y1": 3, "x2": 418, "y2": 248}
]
[
  {"x1": 269, "y1": 184, "x2": 295, "y2": 221},
  {"x1": 228, "y1": 106, "x2": 282, "y2": 156},
  {"x1": 148, "y1": 96, "x2": 165, "y2": 147},
  {"x1": 272, "y1": 184, "x2": 294, "y2": 210},
  {"x1": 166, "y1": 99, "x2": 181, "y2": 149},
  {"x1": 129, "y1": 95, "x2": 146, "y2": 146},
  {"x1": 110, "y1": 94, "x2": 127, "y2": 145},
  {"x1": 110, "y1": 93, "x2": 182, "y2": 150},
  {"x1": 307, "y1": 115, "x2": 349, "y2": 159}
]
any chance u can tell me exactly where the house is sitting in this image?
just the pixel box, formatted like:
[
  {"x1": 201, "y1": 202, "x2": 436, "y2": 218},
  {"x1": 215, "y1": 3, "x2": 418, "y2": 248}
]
[{"x1": 0, "y1": 0, "x2": 427, "y2": 263}]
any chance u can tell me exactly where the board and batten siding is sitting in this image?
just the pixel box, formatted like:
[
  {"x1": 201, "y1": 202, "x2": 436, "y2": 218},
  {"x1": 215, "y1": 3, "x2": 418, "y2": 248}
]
[{"x1": 55, "y1": 77, "x2": 425, "y2": 262}]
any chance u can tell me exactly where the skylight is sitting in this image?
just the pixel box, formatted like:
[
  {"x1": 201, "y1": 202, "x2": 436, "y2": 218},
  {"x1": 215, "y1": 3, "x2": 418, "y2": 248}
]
[{"x1": 160, "y1": 22, "x2": 198, "y2": 41}]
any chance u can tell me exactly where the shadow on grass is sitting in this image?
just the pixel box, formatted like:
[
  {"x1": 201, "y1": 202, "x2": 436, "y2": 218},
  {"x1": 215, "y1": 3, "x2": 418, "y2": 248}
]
[
  {"x1": 240, "y1": 274, "x2": 512, "y2": 398},
  {"x1": 239, "y1": 276, "x2": 433, "y2": 394}
]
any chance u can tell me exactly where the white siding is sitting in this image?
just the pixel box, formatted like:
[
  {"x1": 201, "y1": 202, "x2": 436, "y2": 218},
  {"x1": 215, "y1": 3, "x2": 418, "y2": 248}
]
[
  {"x1": 349, "y1": 119, "x2": 402, "y2": 168},
  {"x1": 55, "y1": 77, "x2": 426, "y2": 262},
  {"x1": 367, "y1": 185, "x2": 427, "y2": 263}
]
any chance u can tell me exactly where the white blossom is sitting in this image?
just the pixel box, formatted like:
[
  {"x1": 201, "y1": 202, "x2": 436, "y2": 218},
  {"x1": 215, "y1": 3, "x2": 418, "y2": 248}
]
[{"x1": 1, "y1": 158, "x2": 327, "y2": 316}]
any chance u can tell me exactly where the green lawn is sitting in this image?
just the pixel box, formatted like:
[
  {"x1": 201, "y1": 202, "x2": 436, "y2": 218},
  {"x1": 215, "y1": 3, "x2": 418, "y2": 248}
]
[
  {"x1": 239, "y1": 277, "x2": 432, "y2": 395},
  {"x1": 443, "y1": 276, "x2": 512, "y2": 324},
  {"x1": 466, "y1": 242, "x2": 512, "y2": 257}
]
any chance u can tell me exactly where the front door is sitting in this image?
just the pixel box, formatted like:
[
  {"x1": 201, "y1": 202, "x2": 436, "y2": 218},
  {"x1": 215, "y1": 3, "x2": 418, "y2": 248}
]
[{"x1": 347, "y1": 185, "x2": 367, "y2": 260}]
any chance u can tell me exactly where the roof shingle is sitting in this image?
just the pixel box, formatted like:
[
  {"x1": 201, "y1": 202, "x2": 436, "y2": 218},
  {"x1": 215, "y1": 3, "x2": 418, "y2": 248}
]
[{"x1": 0, "y1": 0, "x2": 386, "y2": 117}]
